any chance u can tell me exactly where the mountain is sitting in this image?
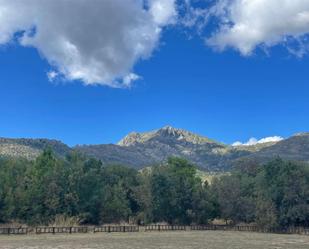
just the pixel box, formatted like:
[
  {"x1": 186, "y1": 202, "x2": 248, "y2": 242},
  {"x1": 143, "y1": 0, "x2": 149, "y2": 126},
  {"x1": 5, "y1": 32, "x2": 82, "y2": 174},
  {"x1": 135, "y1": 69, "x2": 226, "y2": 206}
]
[
  {"x1": 243, "y1": 132, "x2": 309, "y2": 163},
  {"x1": 76, "y1": 126, "x2": 235, "y2": 170},
  {"x1": 75, "y1": 126, "x2": 302, "y2": 171},
  {"x1": 118, "y1": 126, "x2": 217, "y2": 146},
  {"x1": 1, "y1": 127, "x2": 309, "y2": 171},
  {"x1": 0, "y1": 138, "x2": 71, "y2": 160}
]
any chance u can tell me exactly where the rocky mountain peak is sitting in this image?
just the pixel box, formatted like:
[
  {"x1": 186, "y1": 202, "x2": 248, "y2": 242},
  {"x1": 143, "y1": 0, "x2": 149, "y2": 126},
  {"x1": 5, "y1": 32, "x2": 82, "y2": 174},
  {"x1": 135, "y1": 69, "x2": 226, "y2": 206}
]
[
  {"x1": 117, "y1": 132, "x2": 144, "y2": 147},
  {"x1": 117, "y1": 126, "x2": 217, "y2": 146},
  {"x1": 158, "y1": 125, "x2": 185, "y2": 136}
]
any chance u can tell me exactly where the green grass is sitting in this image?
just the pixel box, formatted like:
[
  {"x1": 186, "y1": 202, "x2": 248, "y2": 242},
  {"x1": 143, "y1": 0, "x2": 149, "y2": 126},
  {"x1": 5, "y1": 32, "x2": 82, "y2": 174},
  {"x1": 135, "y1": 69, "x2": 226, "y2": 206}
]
[{"x1": 0, "y1": 231, "x2": 308, "y2": 249}]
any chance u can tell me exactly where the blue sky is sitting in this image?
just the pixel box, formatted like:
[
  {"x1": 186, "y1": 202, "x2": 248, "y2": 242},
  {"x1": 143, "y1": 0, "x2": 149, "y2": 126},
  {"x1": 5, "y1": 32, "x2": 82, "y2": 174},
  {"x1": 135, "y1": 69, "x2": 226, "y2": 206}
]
[{"x1": 0, "y1": 0, "x2": 309, "y2": 146}]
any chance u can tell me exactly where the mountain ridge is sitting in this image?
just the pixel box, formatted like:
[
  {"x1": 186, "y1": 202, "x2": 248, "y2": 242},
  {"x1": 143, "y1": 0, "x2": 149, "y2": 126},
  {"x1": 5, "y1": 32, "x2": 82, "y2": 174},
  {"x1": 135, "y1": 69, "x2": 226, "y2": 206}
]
[
  {"x1": 118, "y1": 126, "x2": 218, "y2": 146},
  {"x1": 0, "y1": 137, "x2": 70, "y2": 160},
  {"x1": 1, "y1": 127, "x2": 308, "y2": 171}
]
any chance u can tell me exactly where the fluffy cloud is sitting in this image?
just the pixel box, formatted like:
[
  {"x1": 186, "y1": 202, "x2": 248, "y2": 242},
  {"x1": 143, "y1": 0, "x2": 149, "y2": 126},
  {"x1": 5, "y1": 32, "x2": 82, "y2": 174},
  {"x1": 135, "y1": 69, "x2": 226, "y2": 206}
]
[
  {"x1": 3, "y1": 0, "x2": 309, "y2": 87},
  {"x1": 149, "y1": 0, "x2": 177, "y2": 25},
  {"x1": 207, "y1": 0, "x2": 309, "y2": 55},
  {"x1": 47, "y1": 71, "x2": 59, "y2": 82},
  {"x1": 0, "y1": 0, "x2": 176, "y2": 87},
  {"x1": 232, "y1": 136, "x2": 284, "y2": 146}
]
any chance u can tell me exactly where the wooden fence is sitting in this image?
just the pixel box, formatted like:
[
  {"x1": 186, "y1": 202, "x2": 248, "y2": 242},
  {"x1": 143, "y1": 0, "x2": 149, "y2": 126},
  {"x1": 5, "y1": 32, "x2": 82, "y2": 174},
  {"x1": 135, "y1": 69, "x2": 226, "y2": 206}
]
[
  {"x1": 190, "y1": 225, "x2": 309, "y2": 235},
  {"x1": 0, "y1": 225, "x2": 308, "y2": 235},
  {"x1": 0, "y1": 227, "x2": 28, "y2": 235},
  {"x1": 145, "y1": 225, "x2": 186, "y2": 231},
  {"x1": 35, "y1": 226, "x2": 88, "y2": 234},
  {"x1": 191, "y1": 225, "x2": 257, "y2": 231},
  {"x1": 94, "y1": 225, "x2": 139, "y2": 233}
]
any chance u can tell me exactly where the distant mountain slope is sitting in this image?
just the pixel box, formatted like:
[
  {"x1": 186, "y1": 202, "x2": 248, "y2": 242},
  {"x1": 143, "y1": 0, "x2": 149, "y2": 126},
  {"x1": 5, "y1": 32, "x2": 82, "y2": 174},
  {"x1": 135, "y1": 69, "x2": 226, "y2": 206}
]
[
  {"x1": 74, "y1": 144, "x2": 157, "y2": 167},
  {"x1": 1, "y1": 128, "x2": 309, "y2": 171},
  {"x1": 0, "y1": 138, "x2": 71, "y2": 160},
  {"x1": 244, "y1": 133, "x2": 309, "y2": 163},
  {"x1": 76, "y1": 126, "x2": 234, "y2": 170},
  {"x1": 75, "y1": 126, "x2": 279, "y2": 171}
]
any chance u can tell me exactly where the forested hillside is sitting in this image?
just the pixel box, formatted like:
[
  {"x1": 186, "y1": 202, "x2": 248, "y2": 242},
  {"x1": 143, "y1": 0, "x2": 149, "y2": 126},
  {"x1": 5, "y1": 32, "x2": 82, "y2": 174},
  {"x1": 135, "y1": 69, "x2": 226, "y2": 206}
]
[{"x1": 0, "y1": 150, "x2": 308, "y2": 228}]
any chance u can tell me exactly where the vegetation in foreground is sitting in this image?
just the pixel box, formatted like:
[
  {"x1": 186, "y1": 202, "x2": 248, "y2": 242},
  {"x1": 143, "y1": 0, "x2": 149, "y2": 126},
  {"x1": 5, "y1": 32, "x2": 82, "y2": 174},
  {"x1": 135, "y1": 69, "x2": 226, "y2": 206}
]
[{"x1": 0, "y1": 150, "x2": 308, "y2": 229}]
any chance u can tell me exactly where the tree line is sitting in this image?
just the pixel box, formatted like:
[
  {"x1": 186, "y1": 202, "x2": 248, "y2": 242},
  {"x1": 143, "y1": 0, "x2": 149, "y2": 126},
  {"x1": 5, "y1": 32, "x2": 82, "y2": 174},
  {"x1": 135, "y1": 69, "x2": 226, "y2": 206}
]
[{"x1": 0, "y1": 150, "x2": 308, "y2": 228}]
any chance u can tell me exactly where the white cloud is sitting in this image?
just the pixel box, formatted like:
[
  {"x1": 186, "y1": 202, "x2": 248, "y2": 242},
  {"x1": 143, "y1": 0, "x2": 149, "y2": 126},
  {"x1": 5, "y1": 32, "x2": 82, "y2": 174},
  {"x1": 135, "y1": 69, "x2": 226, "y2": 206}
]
[
  {"x1": 207, "y1": 0, "x2": 309, "y2": 55},
  {"x1": 257, "y1": 136, "x2": 284, "y2": 144},
  {"x1": 149, "y1": 0, "x2": 177, "y2": 26},
  {"x1": 47, "y1": 71, "x2": 58, "y2": 82},
  {"x1": 179, "y1": 0, "x2": 210, "y2": 31},
  {"x1": 0, "y1": 0, "x2": 176, "y2": 87},
  {"x1": 122, "y1": 73, "x2": 141, "y2": 87},
  {"x1": 232, "y1": 136, "x2": 284, "y2": 146}
]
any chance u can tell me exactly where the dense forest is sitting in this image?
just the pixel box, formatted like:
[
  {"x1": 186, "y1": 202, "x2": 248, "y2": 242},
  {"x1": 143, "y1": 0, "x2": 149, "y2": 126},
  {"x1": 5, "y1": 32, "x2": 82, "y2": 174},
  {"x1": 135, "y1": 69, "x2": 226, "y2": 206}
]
[{"x1": 0, "y1": 150, "x2": 308, "y2": 228}]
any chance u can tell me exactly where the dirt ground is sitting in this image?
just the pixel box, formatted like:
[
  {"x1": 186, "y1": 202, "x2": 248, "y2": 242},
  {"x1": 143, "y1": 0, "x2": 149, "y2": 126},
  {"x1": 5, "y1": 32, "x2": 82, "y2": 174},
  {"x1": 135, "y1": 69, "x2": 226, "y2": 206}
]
[{"x1": 0, "y1": 231, "x2": 308, "y2": 249}]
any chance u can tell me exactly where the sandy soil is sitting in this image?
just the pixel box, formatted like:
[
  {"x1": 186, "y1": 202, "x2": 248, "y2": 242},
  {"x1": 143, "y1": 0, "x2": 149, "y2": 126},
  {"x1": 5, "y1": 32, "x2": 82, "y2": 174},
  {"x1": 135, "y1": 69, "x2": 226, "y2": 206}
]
[{"x1": 0, "y1": 231, "x2": 308, "y2": 249}]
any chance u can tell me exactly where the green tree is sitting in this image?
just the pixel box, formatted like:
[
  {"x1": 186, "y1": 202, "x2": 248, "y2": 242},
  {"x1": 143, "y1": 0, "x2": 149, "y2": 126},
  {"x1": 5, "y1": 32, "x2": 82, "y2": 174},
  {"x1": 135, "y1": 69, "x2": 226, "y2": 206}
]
[
  {"x1": 151, "y1": 157, "x2": 215, "y2": 224},
  {"x1": 99, "y1": 165, "x2": 140, "y2": 224},
  {"x1": 255, "y1": 159, "x2": 309, "y2": 227},
  {"x1": 23, "y1": 149, "x2": 65, "y2": 224}
]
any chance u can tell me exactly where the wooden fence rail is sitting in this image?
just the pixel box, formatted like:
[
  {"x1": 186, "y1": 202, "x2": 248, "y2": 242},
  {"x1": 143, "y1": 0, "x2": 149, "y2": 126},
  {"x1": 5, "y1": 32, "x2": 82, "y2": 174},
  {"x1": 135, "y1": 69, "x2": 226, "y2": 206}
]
[
  {"x1": 0, "y1": 225, "x2": 308, "y2": 235},
  {"x1": 94, "y1": 226, "x2": 139, "y2": 233},
  {"x1": 145, "y1": 225, "x2": 186, "y2": 231},
  {"x1": 0, "y1": 227, "x2": 28, "y2": 235},
  {"x1": 190, "y1": 225, "x2": 309, "y2": 235},
  {"x1": 191, "y1": 225, "x2": 259, "y2": 232},
  {"x1": 35, "y1": 227, "x2": 88, "y2": 234}
]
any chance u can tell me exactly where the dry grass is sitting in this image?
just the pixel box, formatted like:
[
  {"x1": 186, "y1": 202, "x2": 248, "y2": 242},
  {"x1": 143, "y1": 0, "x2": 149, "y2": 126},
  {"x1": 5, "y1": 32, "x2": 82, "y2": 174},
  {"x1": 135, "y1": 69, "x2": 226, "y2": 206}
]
[
  {"x1": 0, "y1": 231, "x2": 308, "y2": 249},
  {"x1": 49, "y1": 215, "x2": 81, "y2": 227},
  {"x1": 0, "y1": 221, "x2": 27, "y2": 228}
]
